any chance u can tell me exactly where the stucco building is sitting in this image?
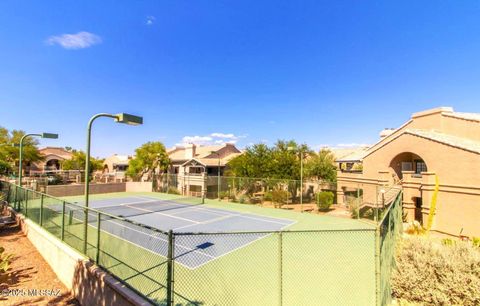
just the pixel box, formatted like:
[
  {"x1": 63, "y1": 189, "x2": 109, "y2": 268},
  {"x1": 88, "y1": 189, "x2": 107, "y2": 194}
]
[
  {"x1": 102, "y1": 154, "x2": 132, "y2": 181},
  {"x1": 336, "y1": 107, "x2": 480, "y2": 237},
  {"x1": 30, "y1": 147, "x2": 73, "y2": 174},
  {"x1": 167, "y1": 143, "x2": 242, "y2": 197}
]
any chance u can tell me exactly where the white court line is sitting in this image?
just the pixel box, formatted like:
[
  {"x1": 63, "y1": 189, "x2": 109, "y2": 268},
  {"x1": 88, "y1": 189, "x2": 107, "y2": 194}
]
[
  {"x1": 162, "y1": 201, "x2": 294, "y2": 225},
  {"x1": 107, "y1": 220, "x2": 216, "y2": 259},
  {"x1": 124, "y1": 195, "x2": 295, "y2": 225},
  {"x1": 125, "y1": 205, "x2": 201, "y2": 224},
  {"x1": 80, "y1": 208, "x2": 297, "y2": 270},
  {"x1": 174, "y1": 206, "x2": 291, "y2": 226},
  {"x1": 76, "y1": 216, "x2": 218, "y2": 270},
  {"x1": 94, "y1": 199, "x2": 159, "y2": 210},
  {"x1": 172, "y1": 214, "x2": 236, "y2": 231},
  {"x1": 185, "y1": 220, "x2": 298, "y2": 269}
]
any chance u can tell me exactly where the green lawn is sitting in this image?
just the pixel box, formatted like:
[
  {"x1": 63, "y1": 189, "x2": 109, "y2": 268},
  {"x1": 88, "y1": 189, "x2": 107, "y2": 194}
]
[{"x1": 18, "y1": 191, "x2": 377, "y2": 306}]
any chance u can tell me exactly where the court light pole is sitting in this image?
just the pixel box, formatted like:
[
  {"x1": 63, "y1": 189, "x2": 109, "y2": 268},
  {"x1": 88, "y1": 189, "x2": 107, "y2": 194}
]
[
  {"x1": 288, "y1": 146, "x2": 304, "y2": 212},
  {"x1": 210, "y1": 151, "x2": 221, "y2": 201},
  {"x1": 18, "y1": 133, "x2": 58, "y2": 186},
  {"x1": 83, "y1": 113, "x2": 143, "y2": 254}
]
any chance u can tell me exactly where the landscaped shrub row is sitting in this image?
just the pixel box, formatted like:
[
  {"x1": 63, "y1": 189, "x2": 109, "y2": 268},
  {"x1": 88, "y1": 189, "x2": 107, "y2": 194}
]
[{"x1": 392, "y1": 236, "x2": 480, "y2": 306}]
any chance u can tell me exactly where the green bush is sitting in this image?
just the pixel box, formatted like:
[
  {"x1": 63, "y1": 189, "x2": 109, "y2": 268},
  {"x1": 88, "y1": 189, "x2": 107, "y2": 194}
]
[
  {"x1": 167, "y1": 187, "x2": 181, "y2": 195},
  {"x1": 472, "y1": 237, "x2": 480, "y2": 248},
  {"x1": 392, "y1": 236, "x2": 480, "y2": 305},
  {"x1": 316, "y1": 191, "x2": 334, "y2": 210}
]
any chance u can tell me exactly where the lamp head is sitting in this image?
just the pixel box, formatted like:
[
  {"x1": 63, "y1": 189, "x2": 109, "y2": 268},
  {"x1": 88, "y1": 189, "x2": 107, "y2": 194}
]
[
  {"x1": 42, "y1": 133, "x2": 59, "y2": 139},
  {"x1": 115, "y1": 113, "x2": 143, "y2": 125}
]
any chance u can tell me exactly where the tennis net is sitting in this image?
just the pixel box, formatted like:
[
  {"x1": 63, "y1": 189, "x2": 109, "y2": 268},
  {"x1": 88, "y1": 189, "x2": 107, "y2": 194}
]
[{"x1": 94, "y1": 196, "x2": 204, "y2": 218}]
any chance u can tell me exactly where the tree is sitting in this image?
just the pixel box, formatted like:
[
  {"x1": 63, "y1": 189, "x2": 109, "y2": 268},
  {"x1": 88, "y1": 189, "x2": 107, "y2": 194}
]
[
  {"x1": 304, "y1": 149, "x2": 337, "y2": 182},
  {"x1": 0, "y1": 127, "x2": 43, "y2": 174},
  {"x1": 226, "y1": 140, "x2": 313, "y2": 181},
  {"x1": 0, "y1": 160, "x2": 12, "y2": 176},
  {"x1": 61, "y1": 150, "x2": 104, "y2": 172},
  {"x1": 126, "y1": 142, "x2": 170, "y2": 180},
  {"x1": 226, "y1": 143, "x2": 274, "y2": 178}
]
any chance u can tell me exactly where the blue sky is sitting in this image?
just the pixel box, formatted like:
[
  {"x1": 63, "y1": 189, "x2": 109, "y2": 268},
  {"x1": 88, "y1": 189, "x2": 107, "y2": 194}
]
[{"x1": 1, "y1": 1, "x2": 480, "y2": 157}]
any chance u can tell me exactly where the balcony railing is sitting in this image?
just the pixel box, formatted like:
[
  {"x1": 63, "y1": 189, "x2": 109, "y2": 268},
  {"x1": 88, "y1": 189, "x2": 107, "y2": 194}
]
[{"x1": 339, "y1": 169, "x2": 363, "y2": 173}]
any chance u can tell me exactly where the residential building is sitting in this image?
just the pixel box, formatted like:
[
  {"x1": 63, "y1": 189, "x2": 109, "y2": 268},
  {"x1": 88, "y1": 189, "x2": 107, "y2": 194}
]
[
  {"x1": 167, "y1": 143, "x2": 242, "y2": 197},
  {"x1": 102, "y1": 154, "x2": 132, "y2": 182},
  {"x1": 30, "y1": 147, "x2": 73, "y2": 174},
  {"x1": 336, "y1": 107, "x2": 480, "y2": 237}
]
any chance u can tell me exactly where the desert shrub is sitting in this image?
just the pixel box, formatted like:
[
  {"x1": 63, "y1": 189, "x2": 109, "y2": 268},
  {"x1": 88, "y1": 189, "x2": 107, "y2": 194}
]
[
  {"x1": 349, "y1": 202, "x2": 359, "y2": 218},
  {"x1": 271, "y1": 190, "x2": 290, "y2": 204},
  {"x1": 392, "y1": 236, "x2": 480, "y2": 305},
  {"x1": 345, "y1": 196, "x2": 359, "y2": 218},
  {"x1": 167, "y1": 187, "x2": 181, "y2": 195},
  {"x1": 360, "y1": 207, "x2": 374, "y2": 219},
  {"x1": 0, "y1": 247, "x2": 14, "y2": 274},
  {"x1": 218, "y1": 191, "x2": 229, "y2": 199},
  {"x1": 441, "y1": 238, "x2": 456, "y2": 246},
  {"x1": 238, "y1": 195, "x2": 249, "y2": 204},
  {"x1": 404, "y1": 221, "x2": 426, "y2": 235},
  {"x1": 263, "y1": 191, "x2": 273, "y2": 202},
  {"x1": 472, "y1": 237, "x2": 480, "y2": 248},
  {"x1": 316, "y1": 191, "x2": 334, "y2": 210}
]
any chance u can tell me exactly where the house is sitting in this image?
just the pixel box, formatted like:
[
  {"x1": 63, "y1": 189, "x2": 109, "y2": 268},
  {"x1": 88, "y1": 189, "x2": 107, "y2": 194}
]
[
  {"x1": 167, "y1": 143, "x2": 242, "y2": 197},
  {"x1": 30, "y1": 147, "x2": 73, "y2": 174},
  {"x1": 102, "y1": 154, "x2": 132, "y2": 182},
  {"x1": 336, "y1": 107, "x2": 480, "y2": 237}
]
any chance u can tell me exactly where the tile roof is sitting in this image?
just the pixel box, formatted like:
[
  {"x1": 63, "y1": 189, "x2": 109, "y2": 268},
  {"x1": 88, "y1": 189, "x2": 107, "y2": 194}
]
[
  {"x1": 168, "y1": 144, "x2": 238, "y2": 161},
  {"x1": 332, "y1": 147, "x2": 370, "y2": 162},
  {"x1": 444, "y1": 112, "x2": 480, "y2": 122},
  {"x1": 39, "y1": 147, "x2": 73, "y2": 159},
  {"x1": 405, "y1": 129, "x2": 480, "y2": 154}
]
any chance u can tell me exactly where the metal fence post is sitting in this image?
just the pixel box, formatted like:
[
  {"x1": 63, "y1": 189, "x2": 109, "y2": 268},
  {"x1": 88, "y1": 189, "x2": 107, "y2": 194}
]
[
  {"x1": 61, "y1": 201, "x2": 66, "y2": 241},
  {"x1": 7, "y1": 183, "x2": 11, "y2": 203},
  {"x1": 25, "y1": 189, "x2": 28, "y2": 217},
  {"x1": 39, "y1": 194, "x2": 44, "y2": 227},
  {"x1": 14, "y1": 186, "x2": 18, "y2": 211},
  {"x1": 279, "y1": 232, "x2": 283, "y2": 306},
  {"x1": 96, "y1": 212, "x2": 101, "y2": 263},
  {"x1": 375, "y1": 226, "x2": 381, "y2": 306},
  {"x1": 167, "y1": 230, "x2": 174, "y2": 306},
  {"x1": 83, "y1": 207, "x2": 88, "y2": 254}
]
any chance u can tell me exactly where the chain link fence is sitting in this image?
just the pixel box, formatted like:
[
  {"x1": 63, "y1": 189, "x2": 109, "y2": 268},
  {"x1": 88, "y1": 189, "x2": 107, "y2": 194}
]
[{"x1": 0, "y1": 180, "x2": 402, "y2": 306}]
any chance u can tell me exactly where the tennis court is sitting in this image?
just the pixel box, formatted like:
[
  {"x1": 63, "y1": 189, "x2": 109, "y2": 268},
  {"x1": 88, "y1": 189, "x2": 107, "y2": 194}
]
[
  {"x1": 3, "y1": 184, "x2": 397, "y2": 306},
  {"x1": 78, "y1": 195, "x2": 295, "y2": 268}
]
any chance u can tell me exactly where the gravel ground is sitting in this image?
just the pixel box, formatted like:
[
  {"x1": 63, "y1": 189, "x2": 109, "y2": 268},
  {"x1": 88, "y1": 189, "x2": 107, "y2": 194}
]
[{"x1": 0, "y1": 222, "x2": 79, "y2": 306}]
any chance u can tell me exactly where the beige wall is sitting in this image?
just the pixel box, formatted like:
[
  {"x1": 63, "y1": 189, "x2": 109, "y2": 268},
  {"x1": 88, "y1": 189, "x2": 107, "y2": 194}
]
[
  {"x1": 15, "y1": 212, "x2": 151, "y2": 306},
  {"x1": 125, "y1": 181, "x2": 152, "y2": 192}
]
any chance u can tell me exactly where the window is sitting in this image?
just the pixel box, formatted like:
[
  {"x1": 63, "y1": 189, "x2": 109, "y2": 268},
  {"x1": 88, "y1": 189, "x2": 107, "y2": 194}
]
[
  {"x1": 415, "y1": 160, "x2": 427, "y2": 174},
  {"x1": 401, "y1": 162, "x2": 413, "y2": 171}
]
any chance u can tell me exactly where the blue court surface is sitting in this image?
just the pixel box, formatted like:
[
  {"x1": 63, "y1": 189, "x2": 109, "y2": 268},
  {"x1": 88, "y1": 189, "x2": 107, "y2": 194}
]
[{"x1": 83, "y1": 196, "x2": 295, "y2": 268}]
